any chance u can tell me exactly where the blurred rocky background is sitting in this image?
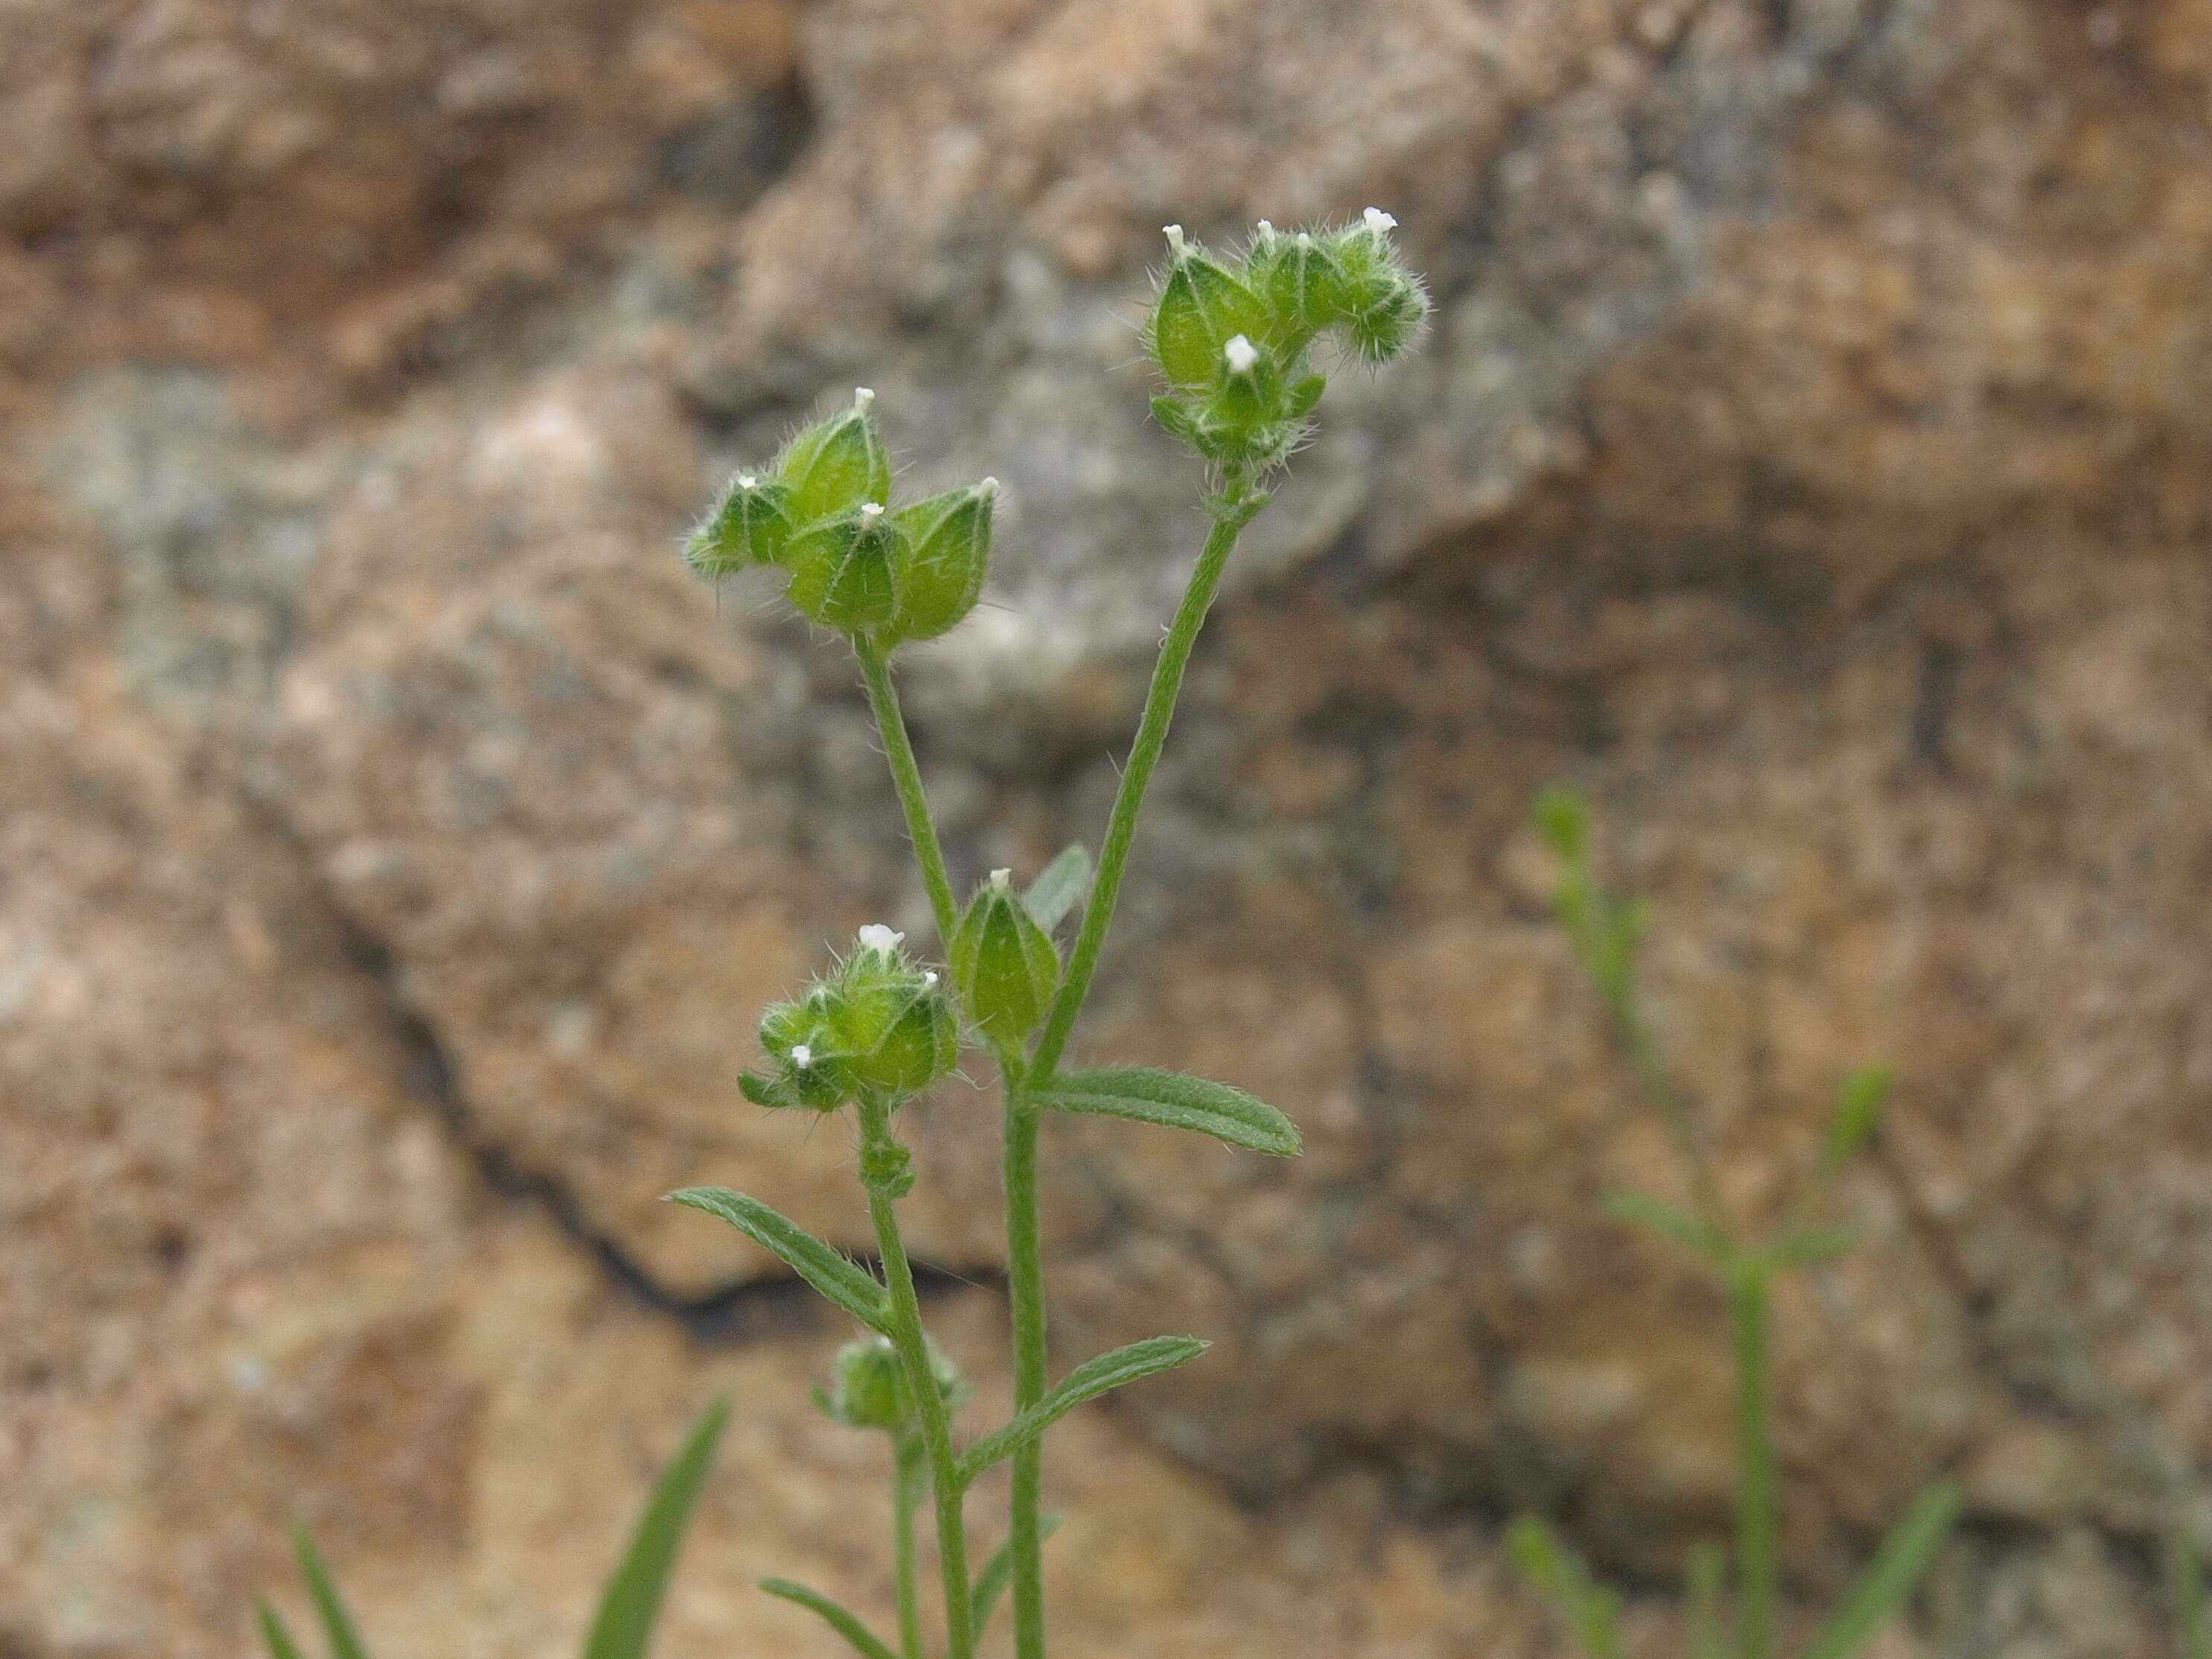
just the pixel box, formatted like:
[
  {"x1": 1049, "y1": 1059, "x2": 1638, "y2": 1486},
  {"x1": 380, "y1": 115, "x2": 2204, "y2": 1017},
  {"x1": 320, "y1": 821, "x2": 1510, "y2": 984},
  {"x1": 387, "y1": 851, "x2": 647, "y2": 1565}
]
[{"x1": 6, "y1": 0, "x2": 2212, "y2": 1654}]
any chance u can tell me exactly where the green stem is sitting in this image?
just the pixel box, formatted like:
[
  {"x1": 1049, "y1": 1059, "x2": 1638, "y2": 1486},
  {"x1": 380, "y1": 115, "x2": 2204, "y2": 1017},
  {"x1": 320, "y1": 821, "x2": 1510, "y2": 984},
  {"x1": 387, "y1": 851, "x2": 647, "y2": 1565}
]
[
  {"x1": 1730, "y1": 1260, "x2": 1777, "y2": 1659},
  {"x1": 892, "y1": 1435, "x2": 924, "y2": 1659},
  {"x1": 857, "y1": 1094, "x2": 976, "y2": 1659},
  {"x1": 1002, "y1": 1088, "x2": 1048, "y2": 1659},
  {"x1": 1025, "y1": 481, "x2": 1260, "y2": 1086},
  {"x1": 856, "y1": 636, "x2": 961, "y2": 948}
]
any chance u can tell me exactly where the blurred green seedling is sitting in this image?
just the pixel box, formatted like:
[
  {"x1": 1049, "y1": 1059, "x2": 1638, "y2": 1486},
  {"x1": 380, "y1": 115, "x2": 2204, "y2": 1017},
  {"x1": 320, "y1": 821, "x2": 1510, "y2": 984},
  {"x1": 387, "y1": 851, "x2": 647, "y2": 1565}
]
[
  {"x1": 256, "y1": 1397, "x2": 727, "y2": 1659},
  {"x1": 1511, "y1": 789, "x2": 1961, "y2": 1659}
]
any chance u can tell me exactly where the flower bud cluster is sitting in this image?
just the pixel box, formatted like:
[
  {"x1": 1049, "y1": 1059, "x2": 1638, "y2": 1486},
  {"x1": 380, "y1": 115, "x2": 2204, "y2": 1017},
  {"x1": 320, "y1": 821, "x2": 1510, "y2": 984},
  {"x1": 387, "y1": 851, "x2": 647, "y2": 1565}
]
[
  {"x1": 817, "y1": 1334, "x2": 971, "y2": 1435},
  {"x1": 1144, "y1": 209, "x2": 1427, "y2": 474},
  {"x1": 683, "y1": 388, "x2": 996, "y2": 649},
  {"x1": 741, "y1": 925, "x2": 958, "y2": 1112}
]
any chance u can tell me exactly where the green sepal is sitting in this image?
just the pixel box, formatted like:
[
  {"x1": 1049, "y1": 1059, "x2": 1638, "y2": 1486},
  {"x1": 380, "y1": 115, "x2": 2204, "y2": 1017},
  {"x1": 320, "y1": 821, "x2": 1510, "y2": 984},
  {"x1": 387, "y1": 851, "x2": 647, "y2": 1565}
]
[
  {"x1": 1344, "y1": 274, "x2": 1430, "y2": 363},
  {"x1": 1150, "y1": 394, "x2": 1204, "y2": 449},
  {"x1": 1029, "y1": 1066, "x2": 1300, "y2": 1157},
  {"x1": 1022, "y1": 844, "x2": 1092, "y2": 933},
  {"x1": 774, "y1": 389, "x2": 891, "y2": 525},
  {"x1": 783, "y1": 506, "x2": 906, "y2": 636},
  {"x1": 665, "y1": 1187, "x2": 891, "y2": 1331},
  {"x1": 581, "y1": 1397, "x2": 730, "y2": 1659},
  {"x1": 955, "y1": 1336, "x2": 1205, "y2": 1487},
  {"x1": 819, "y1": 1334, "x2": 970, "y2": 1432},
  {"x1": 1285, "y1": 371, "x2": 1327, "y2": 421},
  {"x1": 972, "y1": 1514, "x2": 1063, "y2": 1633},
  {"x1": 758, "y1": 1580, "x2": 900, "y2": 1659},
  {"x1": 683, "y1": 474, "x2": 793, "y2": 578},
  {"x1": 951, "y1": 871, "x2": 1062, "y2": 1043},
  {"x1": 835, "y1": 952, "x2": 958, "y2": 1099},
  {"x1": 888, "y1": 479, "x2": 996, "y2": 642},
  {"x1": 1799, "y1": 1480, "x2": 1962, "y2": 1659},
  {"x1": 293, "y1": 1531, "x2": 373, "y2": 1659},
  {"x1": 1248, "y1": 225, "x2": 1350, "y2": 355},
  {"x1": 1145, "y1": 227, "x2": 1269, "y2": 391}
]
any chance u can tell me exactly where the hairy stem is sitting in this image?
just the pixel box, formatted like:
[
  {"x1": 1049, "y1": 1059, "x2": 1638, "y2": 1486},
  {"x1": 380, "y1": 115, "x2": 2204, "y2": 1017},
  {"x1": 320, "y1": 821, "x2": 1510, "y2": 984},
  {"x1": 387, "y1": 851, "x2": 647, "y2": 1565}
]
[
  {"x1": 856, "y1": 636, "x2": 961, "y2": 948},
  {"x1": 892, "y1": 1435, "x2": 924, "y2": 1659},
  {"x1": 1026, "y1": 478, "x2": 1259, "y2": 1085},
  {"x1": 857, "y1": 1094, "x2": 975, "y2": 1659},
  {"x1": 1731, "y1": 1261, "x2": 1777, "y2": 1659},
  {"x1": 1002, "y1": 1089, "x2": 1048, "y2": 1659}
]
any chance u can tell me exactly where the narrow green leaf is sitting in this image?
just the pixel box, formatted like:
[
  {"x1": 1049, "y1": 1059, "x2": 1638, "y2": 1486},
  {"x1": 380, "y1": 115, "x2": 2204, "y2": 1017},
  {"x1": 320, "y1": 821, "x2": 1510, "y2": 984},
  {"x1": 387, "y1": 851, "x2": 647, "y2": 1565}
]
[
  {"x1": 256, "y1": 1602, "x2": 308, "y2": 1659},
  {"x1": 1505, "y1": 1516, "x2": 1622, "y2": 1659},
  {"x1": 759, "y1": 1580, "x2": 900, "y2": 1659},
  {"x1": 666, "y1": 1189, "x2": 890, "y2": 1331},
  {"x1": 972, "y1": 1514, "x2": 1062, "y2": 1631},
  {"x1": 1603, "y1": 1188, "x2": 1729, "y2": 1263},
  {"x1": 1762, "y1": 1226, "x2": 1859, "y2": 1271},
  {"x1": 1023, "y1": 844, "x2": 1093, "y2": 933},
  {"x1": 1826, "y1": 1066, "x2": 1892, "y2": 1172},
  {"x1": 1800, "y1": 1480, "x2": 1962, "y2": 1659},
  {"x1": 958, "y1": 1337, "x2": 1206, "y2": 1485},
  {"x1": 1684, "y1": 1540, "x2": 1728, "y2": 1659},
  {"x1": 292, "y1": 1532, "x2": 373, "y2": 1659},
  {"x1": 581, "y1": 1397, "x2": 731, "y2": 1659},
  {"x1": 1029, "y1": 1068, "x2": 1299, "y2": 1157},
  {"x1": 1533, "y1": 786, "x2": 1590, "y2": 864},
  {"x1": 2170, "y1": 1531, "x2": 2212, "y2": 1659}
]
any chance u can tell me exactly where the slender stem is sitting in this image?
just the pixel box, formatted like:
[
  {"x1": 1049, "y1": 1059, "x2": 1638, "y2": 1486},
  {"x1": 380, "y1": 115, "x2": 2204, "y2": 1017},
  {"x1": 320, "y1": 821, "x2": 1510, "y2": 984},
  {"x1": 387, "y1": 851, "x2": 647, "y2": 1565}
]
[
  {"x1": 1614, "y1": 987, "x2": 1729, "y2": 1236},
  {"x1": 856, "y1": 635, "x2": 961, "y2": 948},
  {"x1": 1026, "y1": 480, "x2": 1260, "y2": 1085},
  {"x1": 857, "y1": 1093, "x2": 976, "y2": 1659},
  {"x1": 891, "y1": 1435, "x2": 924, "y2": 1659},
  {"x1": 1730, "y1": 1260, "x2": 1777, "y2": 1659},
  {"x1": 1002, "y1": 1090, "x2": 1048, "y2": 1659}
]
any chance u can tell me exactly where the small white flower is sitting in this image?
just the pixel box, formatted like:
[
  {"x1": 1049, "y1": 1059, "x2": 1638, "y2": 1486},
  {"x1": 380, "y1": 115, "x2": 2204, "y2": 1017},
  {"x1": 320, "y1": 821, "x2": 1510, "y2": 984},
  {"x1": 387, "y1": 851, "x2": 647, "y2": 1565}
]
[
  {"x1": 859, "y1": 502, "x2": 885, "y2": 523},
  {"x1": 737, "y1": 473, "x2": 757, "y2": 488},
  {"x1": 989, "y1": 868, "x2": 1013, "y2": 891},
  {"x1": 1255, "y1": 218, "x2": 1276, "y2": 237},
  {"x1": 791, "y1": 1043, "x2": 813, "y2": 1068},
  {"x1": 853, "y1": 387, "x2": 876, "y2": 412},
  {"x1": 857, "y1": 923, "x2": 904, "y2": 953},
  {"x1": 1223, "y1": 335, "x2": 1258, "y2": 373},
  {"x1": 978, "y1": 476, "x2": 999, "y2": 499},
  {"x1": 1363, "y1": 206, "x2": 1397, "y2": 234},
  {"x1": 1296, "y1": 231, "x2": 1314, "y2": 249},
  {"x1": 923, "y1": 971, "x2": 938, "y2": 987},
  {"x1": 1162, "y1": 224, "x2": 1187, "y2": 259}
]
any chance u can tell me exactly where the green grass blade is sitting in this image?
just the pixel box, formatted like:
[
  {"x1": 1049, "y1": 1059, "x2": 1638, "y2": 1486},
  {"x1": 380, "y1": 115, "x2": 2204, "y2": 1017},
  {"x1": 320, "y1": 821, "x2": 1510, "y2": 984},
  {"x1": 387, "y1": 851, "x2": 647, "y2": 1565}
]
[
  {"x1": 580, "y1": 1397, "x2": 731, "y2": 1659},
  {"x1": 1029, "y1": 1068, "x2": 1299, "y2": 1156},
  {"x1": 958, "y1": 1336, "x2": 1205, "y2": 1485},
  {"x1": 1801, "y1": 1479, "x2": 1963, "y2": 1659},
  {"x1": 1684, "y1": 1540, "x2": 1728, "y2": 1659},
  {"x1": 256, "y1": 1602, "x2": 309, "y2": 1659},
  {"x1": 291, "y1": 1532, "x2": 373, "y2": 1659},
  {"x1": 1603, "y1": 1187, "x2": 1729, "y2": 1262},
  {"x1": 666, "y1": 1188, "x2": 891, "y2": 1331},
  {"x1": 1505, "y1": 1515, "x2": 1622, "y2": 1659},
  {"x1": 759, "y1": 1579, "x2": 900, "y2": 1659},
  {"x1": 2170, "y1": 1532, "x2": 2211, "y2": 1659}
]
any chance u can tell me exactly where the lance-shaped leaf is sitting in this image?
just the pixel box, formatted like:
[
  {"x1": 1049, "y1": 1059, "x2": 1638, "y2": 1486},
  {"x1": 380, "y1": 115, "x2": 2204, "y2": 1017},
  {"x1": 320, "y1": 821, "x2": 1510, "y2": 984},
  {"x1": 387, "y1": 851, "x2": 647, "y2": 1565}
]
[
  {"x1": 293, "y1": 1532, "x2": 373, "y2": 1659},
  {"x1": 256, "y1": 1604, "x2": 309, "y2": 1659},
  {"x1": 1602, "y1": 1188, "x2": 1730, "y2": 1263},
  {"x1": 1023, "y1": 844, "x2": 1092, "y2": 933},
  {"x1": 759, "y1": 1580, "x2": 900, "y2": 1659},
  {"x1": 581, "y1": 1397, "x2": 730, "y2": 1659},
  {"x1": 957, "y1": 1337, "x2": 1205, "y2": 1487},
  {"x1": 1800, "y1": 1480, "x2": 1962, "y2": 1659},
  {"x1": 972, "y1": 1514, "x2": 1063, "y2": 1632},
  {"x1": 666, "y1": 1188, "x2": 890, "y2": 1331},
  {"x1": 1028, "y1": 1068, "x2": 1299, "y2": 1157}
]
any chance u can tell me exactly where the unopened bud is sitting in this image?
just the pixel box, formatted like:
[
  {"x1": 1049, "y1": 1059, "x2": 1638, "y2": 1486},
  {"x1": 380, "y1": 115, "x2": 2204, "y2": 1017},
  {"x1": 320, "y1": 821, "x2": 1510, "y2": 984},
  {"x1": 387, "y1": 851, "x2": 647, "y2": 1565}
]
[
  {"x1": 783, "y1": 502, "x2": 906, "y2": 635},
  {"x1": 836, "y1": 932, "x2": 959, "y2": 1098},
  {"x1": 951, "y1": 870, "x2": 1062, "y2": 1043},
  {"x1": 683, "y1": 472, "x2": 794, "y2": 578},
  {"x1": 775, "y1": 391, "x2": 893, "y2": 526},
  {"x1": 886, "y1": 477, "x2": 996, "y2": 644}
]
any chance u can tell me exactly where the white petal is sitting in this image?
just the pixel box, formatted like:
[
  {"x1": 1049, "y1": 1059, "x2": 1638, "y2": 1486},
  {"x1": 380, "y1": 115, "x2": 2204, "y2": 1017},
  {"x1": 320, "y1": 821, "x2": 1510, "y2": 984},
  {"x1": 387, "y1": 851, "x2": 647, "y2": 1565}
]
[
  {"x1": 857, "y1": 923, "x2": 904, "y2": 952},
  {"x1": 1223, "y1": 335, "x2": 1259, "y2": 373}
]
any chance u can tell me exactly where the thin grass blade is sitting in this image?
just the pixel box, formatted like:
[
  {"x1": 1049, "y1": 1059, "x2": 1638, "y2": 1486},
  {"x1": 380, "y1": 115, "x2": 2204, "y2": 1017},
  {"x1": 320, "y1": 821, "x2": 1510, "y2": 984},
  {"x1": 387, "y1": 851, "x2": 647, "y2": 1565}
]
[{"x1": 580, "y1": 1397, "x2": 731, "y2": 1659}]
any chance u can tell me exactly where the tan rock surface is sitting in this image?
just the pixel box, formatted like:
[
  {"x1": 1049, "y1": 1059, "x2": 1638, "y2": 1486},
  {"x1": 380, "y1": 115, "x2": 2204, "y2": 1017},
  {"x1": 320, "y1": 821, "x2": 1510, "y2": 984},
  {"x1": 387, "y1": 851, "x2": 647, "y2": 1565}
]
[{"x1": 7, "y1": 1, "x2": 2212, "y2": 1655}]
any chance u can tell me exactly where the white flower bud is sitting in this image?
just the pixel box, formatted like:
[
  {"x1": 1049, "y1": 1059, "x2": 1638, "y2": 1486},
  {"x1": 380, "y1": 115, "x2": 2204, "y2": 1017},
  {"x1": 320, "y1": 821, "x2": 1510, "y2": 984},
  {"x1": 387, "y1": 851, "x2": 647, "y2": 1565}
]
[
  {"x1": 1363, "y1": 206, "x2": 1397, "y2": 233},
  {"x1": 853, "y1": 387, "x2": 876, "y2": 412},
  {"x1": 857, "y1": 923, "x2": 905, "y2": 953},
  {"x1": 791, "y1": 1043, "x2": 813, "y2": 1068},
  {"x1": 1223, "y1": 334, "x2": 1259, "y2": 373}
]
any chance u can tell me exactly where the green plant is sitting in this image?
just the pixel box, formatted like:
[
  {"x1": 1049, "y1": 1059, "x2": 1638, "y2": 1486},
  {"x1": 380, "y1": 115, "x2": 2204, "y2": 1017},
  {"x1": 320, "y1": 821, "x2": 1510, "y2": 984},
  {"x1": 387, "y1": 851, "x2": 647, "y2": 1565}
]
[
  {"x1": 256, "y1": 1396, "x2": 727, "y2": 1659},
  {"x1": 665, "y1": 209, "x2": 1426, "y2": 1659},
  {"x1": 2172, "y1": 1532, "x2": 2211, "y2": 1659},
  {"x1": 1510, "y1": 789, "x2": 1962, "y2": 1659}
]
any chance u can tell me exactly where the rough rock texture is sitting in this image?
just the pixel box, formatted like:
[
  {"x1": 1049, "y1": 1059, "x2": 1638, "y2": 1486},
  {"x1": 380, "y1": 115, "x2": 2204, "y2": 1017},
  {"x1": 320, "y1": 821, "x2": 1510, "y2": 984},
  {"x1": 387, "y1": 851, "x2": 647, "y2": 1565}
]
[{"x1": 7, "y1": 0, "x2": 2212, "y2": 1655}]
